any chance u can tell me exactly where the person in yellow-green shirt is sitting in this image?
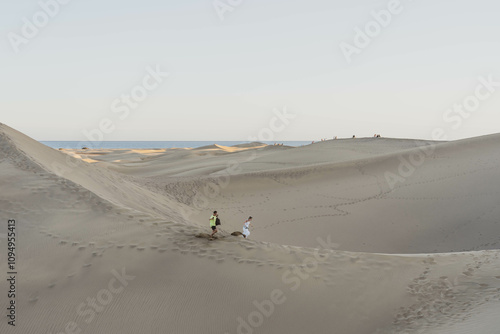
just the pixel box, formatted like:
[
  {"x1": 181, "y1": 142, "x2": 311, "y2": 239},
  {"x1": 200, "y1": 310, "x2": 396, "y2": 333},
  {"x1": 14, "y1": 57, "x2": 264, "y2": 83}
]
[{"x1": 209, "y1": 211, "x2": 218, "y2": 238}]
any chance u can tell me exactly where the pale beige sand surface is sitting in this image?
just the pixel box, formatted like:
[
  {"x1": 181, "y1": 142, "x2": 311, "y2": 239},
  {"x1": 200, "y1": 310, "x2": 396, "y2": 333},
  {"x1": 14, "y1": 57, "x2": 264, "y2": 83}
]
[{"x1": 1, "y1": 123, "x2": 499, "y2": 334}]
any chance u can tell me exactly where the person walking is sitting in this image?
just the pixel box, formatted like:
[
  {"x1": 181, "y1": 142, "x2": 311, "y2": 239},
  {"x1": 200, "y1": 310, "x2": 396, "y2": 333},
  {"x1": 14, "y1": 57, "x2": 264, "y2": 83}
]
[
  {"x1": 209, "y1": 211, "x2": 218, "y2": 238},
  {"x1": 242, "y1": 216, "x2": 252, "y2": 238}
]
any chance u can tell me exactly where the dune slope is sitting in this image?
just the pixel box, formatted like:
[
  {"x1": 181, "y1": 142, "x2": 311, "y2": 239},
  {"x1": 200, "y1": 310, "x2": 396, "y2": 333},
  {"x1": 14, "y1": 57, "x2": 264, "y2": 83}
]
[{"x1": 0, "y1": 123, "x2": 499, "y2": 334}]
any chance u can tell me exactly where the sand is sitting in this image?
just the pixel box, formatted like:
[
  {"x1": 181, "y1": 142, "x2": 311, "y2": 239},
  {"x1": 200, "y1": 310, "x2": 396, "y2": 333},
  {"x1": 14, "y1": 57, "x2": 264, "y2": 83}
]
[{"x1": 0, "y1": 123, "x2": 499, "y2": 334}]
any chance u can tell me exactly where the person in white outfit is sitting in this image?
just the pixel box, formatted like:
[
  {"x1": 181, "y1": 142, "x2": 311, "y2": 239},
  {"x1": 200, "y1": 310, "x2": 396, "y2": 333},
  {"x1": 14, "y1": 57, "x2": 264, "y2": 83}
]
[{"x1": 242, "y1": 216, "x2": 253, "y2": 238}]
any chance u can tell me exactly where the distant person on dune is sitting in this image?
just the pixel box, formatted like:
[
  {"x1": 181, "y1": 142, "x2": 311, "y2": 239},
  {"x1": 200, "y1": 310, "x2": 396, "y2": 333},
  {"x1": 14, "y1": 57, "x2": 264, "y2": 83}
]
[
  {"x1": 210, "y1": 211, "x2": 219, "y2": 238},
  {"x1": 242, "y1": 216, "x2": 253, "y2": 238}
]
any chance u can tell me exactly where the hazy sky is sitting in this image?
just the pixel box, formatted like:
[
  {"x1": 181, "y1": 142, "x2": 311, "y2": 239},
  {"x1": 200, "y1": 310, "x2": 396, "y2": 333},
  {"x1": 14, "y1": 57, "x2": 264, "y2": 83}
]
[{"x1": 1, "y1": 0, "x2": 499, "y2": 141}]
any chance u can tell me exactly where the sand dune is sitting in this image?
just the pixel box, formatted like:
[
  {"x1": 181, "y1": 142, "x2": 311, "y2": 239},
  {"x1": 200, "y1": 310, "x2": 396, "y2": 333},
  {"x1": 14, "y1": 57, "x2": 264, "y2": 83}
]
[{"x1": 1, "y1": 123, "x2": 499, "y2": 334}]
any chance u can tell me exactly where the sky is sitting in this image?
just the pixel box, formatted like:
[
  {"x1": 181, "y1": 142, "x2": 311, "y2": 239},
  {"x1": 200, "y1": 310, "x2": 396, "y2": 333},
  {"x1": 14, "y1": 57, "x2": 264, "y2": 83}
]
[{"x1": 1, "y1": 0, "x2": 499, "y2": 141}]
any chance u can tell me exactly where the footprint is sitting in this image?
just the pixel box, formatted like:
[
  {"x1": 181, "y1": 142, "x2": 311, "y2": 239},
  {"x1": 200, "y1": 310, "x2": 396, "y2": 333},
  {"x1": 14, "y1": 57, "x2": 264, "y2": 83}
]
[{"x1": 28, "y1": 293, "x2": 39, "y2": 302}]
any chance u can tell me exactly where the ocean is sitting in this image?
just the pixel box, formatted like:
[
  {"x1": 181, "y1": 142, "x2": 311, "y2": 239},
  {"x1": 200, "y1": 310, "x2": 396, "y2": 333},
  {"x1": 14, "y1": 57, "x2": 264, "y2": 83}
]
[{"x1": 40, "y1": 141, "x2": 311, "y2": 149}]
